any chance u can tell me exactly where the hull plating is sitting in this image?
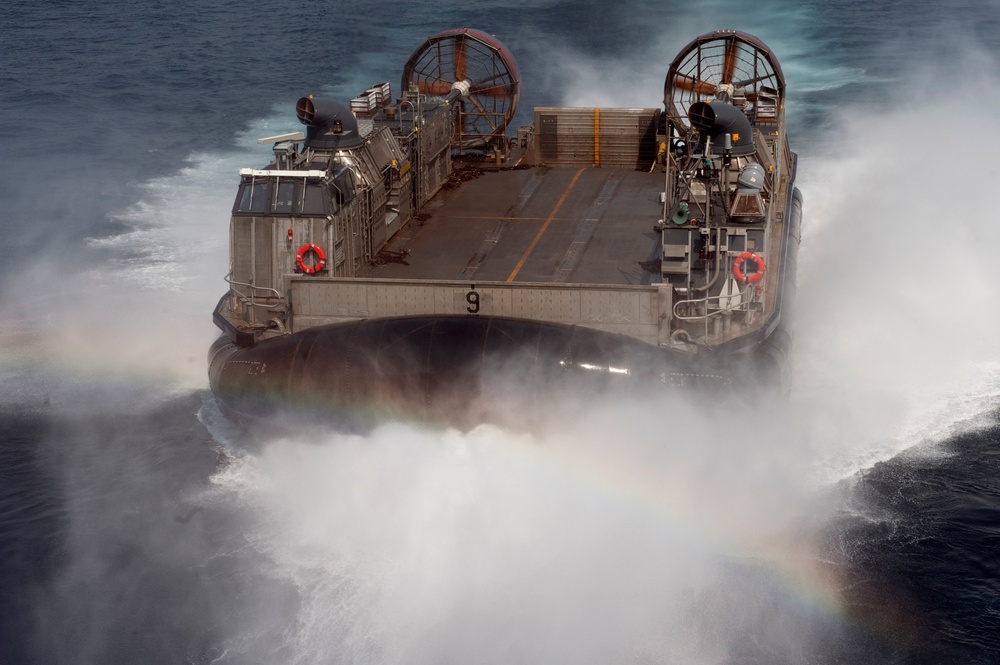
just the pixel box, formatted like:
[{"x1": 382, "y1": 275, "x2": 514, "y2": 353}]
[{"x1": 208, "y1": 316, "x2": 736, "y2": 431}]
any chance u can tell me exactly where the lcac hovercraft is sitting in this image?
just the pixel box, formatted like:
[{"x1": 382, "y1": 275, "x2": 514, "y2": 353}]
[{"x1": 208, "y1": 28, "x2": 802, "y2": 430}]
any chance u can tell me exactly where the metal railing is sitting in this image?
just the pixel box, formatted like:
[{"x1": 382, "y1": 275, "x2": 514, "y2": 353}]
[
  {"x1": 670, "y1": 283, "x2": 762, "y2": 346},
  {"x1": 672, "y1": 284, "x2": 754, "y2": 321},
  {"x1": 223, "y1": 273, "x2": 283, "y2": 326}
]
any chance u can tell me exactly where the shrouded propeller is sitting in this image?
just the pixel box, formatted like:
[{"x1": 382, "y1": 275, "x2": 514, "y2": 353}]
[
  {"x1": 664, "y1": 30, "x2": 785, "y2": 125},
  {"x1": 402, "y1": 28, "x2": 520, "y2": 149}
]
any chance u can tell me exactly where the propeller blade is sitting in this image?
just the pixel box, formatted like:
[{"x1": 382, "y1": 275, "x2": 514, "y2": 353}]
[
  {"x1": 474, "y1": 88, "x2": 511, "y2": 97},
  {"x1": 722, "y1": 37, "x2": 738, "y2": 84},
  {"x1": 418, "y1": 81, "x2": 453, "y2": 95},
  {"x1": 467, "y1": 100, "x2": 502, "y2": 135},
  {"x1": 672, "y1": 74, "x2": 716, "y2": 95},
  {"x1": 732, "y1": 73, "x2": 773, "y2": 88},
  {"x1": 455, "y1": 34, "x2": 467, "y2": 82},
  {"x1": 470, "y1": 83, "x2": 514, "y2": 97}
]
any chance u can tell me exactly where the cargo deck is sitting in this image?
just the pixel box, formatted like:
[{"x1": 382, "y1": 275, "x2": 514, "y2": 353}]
[{"x1": 361, "y1": 165, "x2": 663, "y2": 286}]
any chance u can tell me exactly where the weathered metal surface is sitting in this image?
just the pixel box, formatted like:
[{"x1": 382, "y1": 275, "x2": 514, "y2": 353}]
[
  {"x1": 531, "y1": 107, "x2": 660, "y2": 169},
  {"x1": 291, "y1": 278, "x2": 666, "y2": 344},
  {"x1": 358, "y1": 166, "x2": 664, "y2": 287}
]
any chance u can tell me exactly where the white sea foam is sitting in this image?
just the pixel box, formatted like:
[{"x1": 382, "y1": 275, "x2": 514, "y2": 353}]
[
  {"x1": 791, "y1": 48, "x2": 1000, "y2": 480},
  {"x1": 0, "y1": 112, "x2": 305, "y2": 392},
  {"x1": 199, "y1": 394, "x2": 836, "y2": 665}
]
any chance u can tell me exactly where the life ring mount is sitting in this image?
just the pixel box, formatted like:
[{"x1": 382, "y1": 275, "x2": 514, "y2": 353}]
[
  {"x1": 295, "y1": 243, "x2": 326, "y2": 274},
  {"x1": 733, "y1": 251, "x2": 765, "y2": 284}
]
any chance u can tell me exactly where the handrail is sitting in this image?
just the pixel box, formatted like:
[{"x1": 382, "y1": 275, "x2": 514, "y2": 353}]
[
  {"x1": 672, "y1": 284, "x2": 753, "y2": 321},
  {"x1": 224, "y1": 274, "x2": 282, "y2": 300},
  {"x1": 223, "y1": 273, "x2": 283, "y2": 326},
  {"x1": 238, "y1": 168, "x2": 327, "y2": 178},
  {"x1": 398, "y1": 100, "x2": 415, "y2": 133},
  {"x1": 223, "y1": 274, "x2": 283, "y2": 326}
]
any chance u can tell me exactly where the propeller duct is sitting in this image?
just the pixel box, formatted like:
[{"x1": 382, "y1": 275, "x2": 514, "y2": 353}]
[
  {"x1": 295, "y1": 97, "x2": 364, "y2": 150},
  {"x1": 688, "y1": 101, "x2": 755, "y2": 155}
]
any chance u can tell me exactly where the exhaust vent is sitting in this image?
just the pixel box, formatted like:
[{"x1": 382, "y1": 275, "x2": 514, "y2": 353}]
[{"x1": 295, "y1": 97, "x2": 364, "y2": 150}]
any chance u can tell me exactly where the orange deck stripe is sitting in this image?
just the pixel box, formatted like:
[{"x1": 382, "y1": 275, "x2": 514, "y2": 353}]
[
  {"x1": 506, "y1": 167, "x2": 586, "y2": 282},
  {"x1": 443, "y1": 215, "x2": 599, "y2": 223}
]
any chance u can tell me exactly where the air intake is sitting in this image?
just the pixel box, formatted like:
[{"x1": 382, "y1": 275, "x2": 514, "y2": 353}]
[
  {"x1": 688, "y1": 101, "x2": 755, "y2": 155},
  {"x1": 295, "y1": 97, "x2": 364, "y2": 150}
]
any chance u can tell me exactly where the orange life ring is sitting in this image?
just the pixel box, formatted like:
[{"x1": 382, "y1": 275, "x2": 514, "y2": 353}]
[
  {"x1": 733, "y1": 251, "x2": 765, "y2": 284},
  {"x1": 295, "y1": 243, "x2": 326, "y2": 274}
]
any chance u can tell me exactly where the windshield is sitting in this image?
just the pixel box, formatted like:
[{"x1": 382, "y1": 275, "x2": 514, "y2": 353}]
[{"x1": 233, "y1": 178, "x2": 330, "y2": 216}]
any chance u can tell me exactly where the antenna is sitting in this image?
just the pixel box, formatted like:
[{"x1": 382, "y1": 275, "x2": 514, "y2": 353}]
[{"x1": 256, "y1": 132, "x2": 305, "y2": 145}]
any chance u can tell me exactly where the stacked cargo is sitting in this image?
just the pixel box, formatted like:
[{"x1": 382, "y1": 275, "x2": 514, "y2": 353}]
[{"x1": 350, "y1": 82, "x2": 392, "y2": 116}]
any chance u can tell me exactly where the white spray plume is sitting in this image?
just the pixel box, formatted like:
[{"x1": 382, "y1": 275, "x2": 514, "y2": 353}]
[{"x1": 792, "y1": 47, "x2": 1000, "y2": 477}]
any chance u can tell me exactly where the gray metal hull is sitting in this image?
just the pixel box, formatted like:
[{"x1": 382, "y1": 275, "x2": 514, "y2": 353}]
[
  {"x1": 208, "y1": 315, "x2": 732, "y2": 431},
  {"x1": 209, "y1": 183, "x2": 800, "y2": 431}
]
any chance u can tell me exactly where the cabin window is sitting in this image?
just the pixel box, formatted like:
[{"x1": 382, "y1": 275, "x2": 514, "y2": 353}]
[
  {"x1": 332, "y1": 168, "x2": 357, "y2": 205},
  {"x1": 235, "y1": 180, "x2": 271, "y2": 213},
  {"x1": 301, "y1": 184, "x2": 329, "y2": 215},
  {"x1": 234, "y1": 177, "x2": 332, "y2": 216},
  {"x1": 272, "y1": 181, "x2": 296, "y2": 214}
]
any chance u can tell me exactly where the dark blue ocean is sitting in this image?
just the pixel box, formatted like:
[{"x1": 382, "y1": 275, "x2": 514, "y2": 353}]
[{"x1": 3, "y1": 1, "x2": 1000, "y2": 663}]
